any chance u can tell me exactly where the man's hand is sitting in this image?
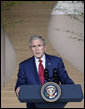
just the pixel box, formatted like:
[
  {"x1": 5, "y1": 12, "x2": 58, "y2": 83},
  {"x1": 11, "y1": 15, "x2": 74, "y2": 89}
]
[{"x1": 16, "y1": 87, "x2": 20, "y2": 96}]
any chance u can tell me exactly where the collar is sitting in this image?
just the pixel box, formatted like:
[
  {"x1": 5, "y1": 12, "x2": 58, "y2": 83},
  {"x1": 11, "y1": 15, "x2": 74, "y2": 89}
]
[{"x1": 34, "y1": 54, "x2": 45, "y2": 63}]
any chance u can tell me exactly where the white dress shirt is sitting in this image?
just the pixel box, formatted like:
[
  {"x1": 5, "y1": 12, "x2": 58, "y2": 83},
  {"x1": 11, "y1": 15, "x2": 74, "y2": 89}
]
[{"x1": 34, "y1": 54, "x2": 46, "y2": 73}]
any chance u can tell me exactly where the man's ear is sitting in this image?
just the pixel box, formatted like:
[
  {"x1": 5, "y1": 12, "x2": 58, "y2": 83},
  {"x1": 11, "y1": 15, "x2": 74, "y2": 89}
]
[{"x1": 29, "y1": 46, "x2": 32, "y2": 51}]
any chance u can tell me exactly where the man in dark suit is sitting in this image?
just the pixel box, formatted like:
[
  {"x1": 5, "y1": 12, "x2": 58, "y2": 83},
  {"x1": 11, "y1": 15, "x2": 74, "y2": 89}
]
[{"x1": 15, "y1": 35, "x2": 74, "y2": 108}]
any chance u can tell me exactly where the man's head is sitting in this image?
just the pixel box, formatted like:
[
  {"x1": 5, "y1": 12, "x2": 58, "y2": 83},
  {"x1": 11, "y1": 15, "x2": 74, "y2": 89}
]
[{"x1": 29, "y1": 36, "x2": 46, "y2": 59}]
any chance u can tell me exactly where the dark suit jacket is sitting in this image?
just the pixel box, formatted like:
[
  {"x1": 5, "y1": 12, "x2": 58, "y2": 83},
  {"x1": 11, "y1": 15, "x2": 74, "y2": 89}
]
[{"x1": 15, "y1": 54, "x2": 74, "y2": 90}]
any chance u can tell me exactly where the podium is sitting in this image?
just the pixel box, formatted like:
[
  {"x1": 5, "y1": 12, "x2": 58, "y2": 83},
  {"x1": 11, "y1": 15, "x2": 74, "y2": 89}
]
[{"x1": 18, "y1": 84, "x2": 83, "y2": 108}]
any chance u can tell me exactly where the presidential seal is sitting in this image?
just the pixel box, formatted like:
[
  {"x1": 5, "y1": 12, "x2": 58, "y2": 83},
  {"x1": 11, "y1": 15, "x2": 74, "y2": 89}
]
[{"x1": 41, "y1": 82, "x2": 61, "y2": 102}]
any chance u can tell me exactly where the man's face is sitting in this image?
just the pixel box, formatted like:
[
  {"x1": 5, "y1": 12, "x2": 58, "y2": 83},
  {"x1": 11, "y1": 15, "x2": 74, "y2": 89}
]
[{"x1": 30, "y1": 39, "x2": 46, "y2": 59}]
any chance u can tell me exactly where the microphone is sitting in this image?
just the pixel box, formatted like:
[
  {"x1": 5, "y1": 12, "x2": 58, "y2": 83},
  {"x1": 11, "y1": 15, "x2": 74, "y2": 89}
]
[
  {"x1": 53, "y1": 68, "x2": 58, "y2": 82},
  {"x1": 44, "y1": 69, "x2": 49, "y2": 81},
  {"x1": 44, "y1": 68, "x2": 59, "y2": 82}
]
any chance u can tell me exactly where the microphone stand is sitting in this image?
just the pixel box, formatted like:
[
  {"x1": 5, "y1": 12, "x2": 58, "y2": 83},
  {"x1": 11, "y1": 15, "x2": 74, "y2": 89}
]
[{"x1": 44, "y1": 68, "x2": 58, "y2": 82}]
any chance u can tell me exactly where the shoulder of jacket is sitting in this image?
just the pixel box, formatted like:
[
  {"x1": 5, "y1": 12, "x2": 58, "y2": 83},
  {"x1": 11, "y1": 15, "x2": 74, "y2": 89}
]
[
  {"x1": 19, "y1": 56, "x2": 34, "y2": 65},
  {"x1": 46, "y1": 54, "x2": 62, "y2": 60}
]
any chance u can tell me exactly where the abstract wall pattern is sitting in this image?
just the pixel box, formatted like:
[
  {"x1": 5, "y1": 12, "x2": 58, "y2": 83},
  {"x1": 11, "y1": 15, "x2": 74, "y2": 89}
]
[
  {"x1": 48, "y1": 1, "x2": 84, "y2": 73},
  {"x1": 1, "y1": 28, "x2": 16, "y2": 88}
]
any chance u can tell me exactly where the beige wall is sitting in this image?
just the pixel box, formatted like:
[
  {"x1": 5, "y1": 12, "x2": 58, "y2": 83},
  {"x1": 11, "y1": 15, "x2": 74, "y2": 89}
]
[
  {"x1": 1, "y1": 28, "x2": 5, "y2": 88},
  {"x1": 1, "y1": 28, "x2": 16, "y2": 88}
]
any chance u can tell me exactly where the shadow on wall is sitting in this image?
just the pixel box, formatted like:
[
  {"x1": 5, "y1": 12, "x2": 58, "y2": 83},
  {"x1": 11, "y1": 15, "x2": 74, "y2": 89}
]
[
  {"x1": 1, "y1": 28, "x2": 16, "y2": 88},
  {"x1": 48, "y1": 1, "x2": 84, "y2": 73}
]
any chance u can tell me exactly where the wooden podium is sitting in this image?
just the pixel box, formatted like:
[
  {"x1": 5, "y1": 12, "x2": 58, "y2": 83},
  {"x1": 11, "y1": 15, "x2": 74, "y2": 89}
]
[{"x1": 18, "y1": 84, "x2": 83, "y2": 108}]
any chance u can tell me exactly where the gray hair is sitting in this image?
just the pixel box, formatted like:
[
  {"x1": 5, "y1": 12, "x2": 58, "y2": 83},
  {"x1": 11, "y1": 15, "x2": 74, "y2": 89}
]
[{"x1": 29, "y1": 35, "x2": 46, "y2": 47}]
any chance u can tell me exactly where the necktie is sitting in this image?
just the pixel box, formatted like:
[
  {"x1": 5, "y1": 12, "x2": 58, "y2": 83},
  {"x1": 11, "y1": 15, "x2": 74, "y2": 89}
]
[{"x1": 39, "y1": 59, "x2": 44, "y2": 85}]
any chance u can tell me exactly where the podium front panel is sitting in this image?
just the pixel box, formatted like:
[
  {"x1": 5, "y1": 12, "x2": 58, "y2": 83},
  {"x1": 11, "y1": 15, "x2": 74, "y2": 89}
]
[{"x1": 18, "y1": 84, "x2": 83, "y2": 103}]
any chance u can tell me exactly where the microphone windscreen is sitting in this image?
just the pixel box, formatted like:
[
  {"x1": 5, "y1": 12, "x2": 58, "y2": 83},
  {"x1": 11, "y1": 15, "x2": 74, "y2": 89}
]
[
  {"x1": 53, "y1": 68, "x2": 57, "y2": 77},
  {"x1": 44, "y1": 69, "x2": 49, "y2": 78}
]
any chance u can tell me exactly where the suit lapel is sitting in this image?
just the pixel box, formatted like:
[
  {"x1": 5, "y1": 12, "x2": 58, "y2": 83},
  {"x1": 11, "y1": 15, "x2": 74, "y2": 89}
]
[
  {"x1": 45, "y1": 54, "x2": 53, "y2": 77},
  {"x1": 32, "y1": 57, "x2": 41, "y2": 84}
]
